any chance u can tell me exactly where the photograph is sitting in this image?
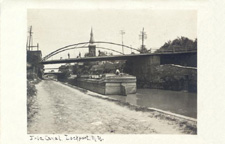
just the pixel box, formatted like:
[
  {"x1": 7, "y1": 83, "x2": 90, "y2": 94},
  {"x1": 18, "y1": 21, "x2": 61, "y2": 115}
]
[{"x1": 26, "y1": 9, "x2": 197, "y2": 134}]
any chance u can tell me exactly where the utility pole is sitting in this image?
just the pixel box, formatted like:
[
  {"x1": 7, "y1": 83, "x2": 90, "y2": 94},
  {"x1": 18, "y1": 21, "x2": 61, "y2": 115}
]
[
  {"x1": 120, "y1": 30, "x2": 125, "y2": 54},
  {"x1": 27, "y1": 26, "x2": 39, "y2": 51},
  {"x1": 27, "y1": 26, "x2": 33, "y2": 51}
]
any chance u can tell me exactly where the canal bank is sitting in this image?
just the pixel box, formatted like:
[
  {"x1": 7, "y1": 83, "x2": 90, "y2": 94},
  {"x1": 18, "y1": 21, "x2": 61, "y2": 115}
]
[
  {"x1": 60, "y1": 81, "x2": 197, "y2": 132},
  {"x1": 63, "y1": 81, "x2": 196, "y2": 121},
  {"x1": 28, "y1": 80, "x2": 197, "y2": 134},
  {"x1": 64, "y1": 75, "x2": 197, "y2": 119}
]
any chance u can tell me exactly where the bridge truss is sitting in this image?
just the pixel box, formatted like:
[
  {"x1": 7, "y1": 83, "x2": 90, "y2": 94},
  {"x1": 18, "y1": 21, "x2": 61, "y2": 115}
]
[{"x1": 42, "y1": 41, "x2": 141, "y2": 61}]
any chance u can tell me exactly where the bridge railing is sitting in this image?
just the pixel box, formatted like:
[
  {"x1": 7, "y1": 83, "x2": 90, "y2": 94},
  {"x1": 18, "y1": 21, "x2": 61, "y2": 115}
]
[{"x1": 153, "y1": 48, "x2": 197, "y2": 54}]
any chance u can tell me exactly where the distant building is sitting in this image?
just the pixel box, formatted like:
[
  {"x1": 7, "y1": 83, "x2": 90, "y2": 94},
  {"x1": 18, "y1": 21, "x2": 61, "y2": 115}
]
[{"x1": 88, "y1": 28, "x2": 96, "y2": 57}]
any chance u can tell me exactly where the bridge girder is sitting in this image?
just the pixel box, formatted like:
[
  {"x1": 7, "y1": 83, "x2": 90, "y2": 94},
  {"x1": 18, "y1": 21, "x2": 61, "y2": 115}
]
[
  {"x1": 41, "y1": 51, "x2": 197, "y2": 65},
  {"x1": 43, "y1": 46, "x2": 125, "y2": 61},
  {"x1": 42, "y1": 41, "x2": 141, "y2": 61}
]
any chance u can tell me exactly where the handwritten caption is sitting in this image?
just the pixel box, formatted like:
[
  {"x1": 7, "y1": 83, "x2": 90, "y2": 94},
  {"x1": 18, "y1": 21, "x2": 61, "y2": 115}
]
[{"x1": 29, "y1": 135, "x2": 104, "y2": 142}]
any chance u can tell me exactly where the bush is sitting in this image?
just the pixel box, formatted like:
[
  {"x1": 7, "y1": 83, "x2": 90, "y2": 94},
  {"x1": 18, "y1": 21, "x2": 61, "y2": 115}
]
[{"x1": 27, "y1": 80, "x2": 37, "y2": 121}]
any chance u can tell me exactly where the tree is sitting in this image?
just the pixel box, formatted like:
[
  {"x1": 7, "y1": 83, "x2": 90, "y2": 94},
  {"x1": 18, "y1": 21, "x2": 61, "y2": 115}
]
[
  {"x1": 58, "y1": 64, "x2": 72, "y2": 80},
  {"x1": 155, "y1": 37, "x2": 197, "y2": 53},
  {"x1": 139, "y1": 45, "x2": 150, "y2": 53}
]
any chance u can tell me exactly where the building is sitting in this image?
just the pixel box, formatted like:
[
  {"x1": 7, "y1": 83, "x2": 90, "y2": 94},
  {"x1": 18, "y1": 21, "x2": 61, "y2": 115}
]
[{"x1": 88, "y1": 28, "x2": 96, "y2": 57}]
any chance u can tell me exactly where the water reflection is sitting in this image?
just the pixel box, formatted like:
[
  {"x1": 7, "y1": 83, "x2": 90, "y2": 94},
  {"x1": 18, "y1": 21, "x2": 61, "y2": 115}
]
[{"x1": 107, "y1": 89, "x2": 197, "y2": 118}]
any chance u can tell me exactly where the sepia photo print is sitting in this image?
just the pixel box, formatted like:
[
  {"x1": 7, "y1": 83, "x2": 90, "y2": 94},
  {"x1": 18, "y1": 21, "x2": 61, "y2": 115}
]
[{"x1": 26, "y1": 9, "x2": 197, "y2": 134}]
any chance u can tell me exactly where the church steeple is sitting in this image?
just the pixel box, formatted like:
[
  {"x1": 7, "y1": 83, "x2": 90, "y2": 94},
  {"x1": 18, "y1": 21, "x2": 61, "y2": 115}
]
[
  {"x1": 88, "y1": 28, "x2": 96, "y2": 57},
  {"x1": 89, "y1": 28, "x2": 94, "y2": 44}
]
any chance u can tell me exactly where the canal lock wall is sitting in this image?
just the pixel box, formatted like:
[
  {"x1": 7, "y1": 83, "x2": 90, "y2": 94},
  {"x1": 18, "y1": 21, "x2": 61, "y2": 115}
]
[
  {"x1": 124, "y1": 56, "x2": 197, "y2": 92},
  {"x1": 68, "y1": 76, "x2": 136, "y2": 95}
]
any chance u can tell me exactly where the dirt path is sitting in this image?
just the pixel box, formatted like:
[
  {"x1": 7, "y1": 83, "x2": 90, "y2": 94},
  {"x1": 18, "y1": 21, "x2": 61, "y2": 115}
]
[{"x1": 28, "y1": 80, "x2": 190, "y2": 134}]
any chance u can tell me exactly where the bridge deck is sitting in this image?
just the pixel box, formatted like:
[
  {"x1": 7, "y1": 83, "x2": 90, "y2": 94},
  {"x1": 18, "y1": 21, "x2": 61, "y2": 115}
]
[{"x1": 41, "y1": 51, "x2": 197, "y2": 64}]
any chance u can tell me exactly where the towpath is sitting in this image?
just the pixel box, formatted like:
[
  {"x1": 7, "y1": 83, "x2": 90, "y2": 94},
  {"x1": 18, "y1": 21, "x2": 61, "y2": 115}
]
[{"x1": 28, "y1": 80, "x2": 190, "y2": 134}]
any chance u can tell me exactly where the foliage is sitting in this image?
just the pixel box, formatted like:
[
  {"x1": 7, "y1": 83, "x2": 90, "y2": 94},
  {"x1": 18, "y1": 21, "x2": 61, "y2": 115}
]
[
  {"x1": 27, "y1": 72, "x2": 37, "y2": 80},
  {"x1": 139, "y1": 46, "x2": 150, "y2": 53},
  {"x1": 72, "y1": 50, "x2": 123, "y2": 75},
  {"x1": 58, "y1": 64, "x2": 73, "y2": 80},
  {"x1": 27, "y1": 80, "x2": 37, "y2": 121},
  {"x1": 27, "y1": 51, "x2": 44, "y2": 79},
  {"x1": 72, "y1": 60, "x2": 126, "y2": 76},
  {"x1": 155, "y1": 37, "x2": 197, "y2": 53},
  {"x1": 27, "y1": 81, "x2": 37, "y2": 98}
]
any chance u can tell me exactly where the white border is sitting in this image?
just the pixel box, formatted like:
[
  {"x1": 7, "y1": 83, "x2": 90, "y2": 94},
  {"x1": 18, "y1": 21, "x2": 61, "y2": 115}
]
[{"x1": 1, "y1": 0, "x2": 225, "y2": 144}]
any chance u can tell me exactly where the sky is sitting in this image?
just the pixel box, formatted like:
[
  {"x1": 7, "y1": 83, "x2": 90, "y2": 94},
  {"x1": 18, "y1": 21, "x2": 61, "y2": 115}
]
[{"x1": 27, "y1": 9, "x2": 197, "y2": 69}]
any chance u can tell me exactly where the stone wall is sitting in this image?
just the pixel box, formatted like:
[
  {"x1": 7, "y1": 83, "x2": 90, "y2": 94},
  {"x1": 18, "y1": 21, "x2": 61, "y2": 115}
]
[
  {"x1": 70, "y1": 74, "x2": 137, "y2": 95},
  {"x1": 143, "y1": 64, "x2": 197, "y2": 92},
  {"x1": 124, "y1": 55, "x2": 197, "y2": 92}
]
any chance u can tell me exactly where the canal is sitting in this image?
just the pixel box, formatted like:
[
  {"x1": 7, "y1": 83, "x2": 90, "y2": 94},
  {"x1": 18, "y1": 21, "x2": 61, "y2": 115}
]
[
  {"x1": 107, "y1": 89, "x2": 197, "y2": 118},
  {"x1": 28, "y1": 80, "x2": 196, "y2": 134}
]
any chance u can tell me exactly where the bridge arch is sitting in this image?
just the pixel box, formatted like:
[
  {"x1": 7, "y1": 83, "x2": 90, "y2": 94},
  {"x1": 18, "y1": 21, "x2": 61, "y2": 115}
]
[
  {"x1": 43, "y1": 46, "x2": 125, "y2": 61},
  {"x1": 42, "y1": 41, "x2": 140, "y2": 61}
]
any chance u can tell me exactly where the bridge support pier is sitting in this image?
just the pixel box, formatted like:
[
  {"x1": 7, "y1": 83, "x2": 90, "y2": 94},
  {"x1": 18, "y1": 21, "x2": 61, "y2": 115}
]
[{"x1": 124, "y1": 55, "x2": 160, "y2": 88}]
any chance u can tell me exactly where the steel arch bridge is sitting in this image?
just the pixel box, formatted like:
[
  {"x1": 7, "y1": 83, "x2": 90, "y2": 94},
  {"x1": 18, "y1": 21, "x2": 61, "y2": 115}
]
[{"x1": 42, "y1": 41, "x2": 141, "y2": 61}]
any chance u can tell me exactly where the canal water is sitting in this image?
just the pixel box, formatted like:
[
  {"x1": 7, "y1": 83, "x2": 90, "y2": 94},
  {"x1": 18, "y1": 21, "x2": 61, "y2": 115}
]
[{"x1": 107, "y1": 89, "x2": 197, "y2": 118}]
